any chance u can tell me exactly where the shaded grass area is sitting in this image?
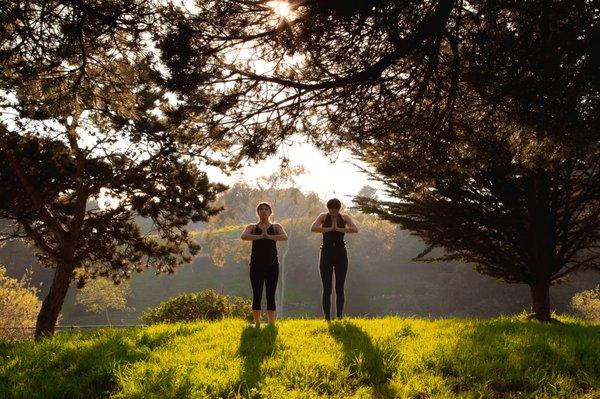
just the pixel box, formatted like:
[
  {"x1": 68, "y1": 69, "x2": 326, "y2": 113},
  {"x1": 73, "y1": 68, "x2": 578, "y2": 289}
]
[{"x1": 0, "y1": 317, "x2": 598, "y2": 398}]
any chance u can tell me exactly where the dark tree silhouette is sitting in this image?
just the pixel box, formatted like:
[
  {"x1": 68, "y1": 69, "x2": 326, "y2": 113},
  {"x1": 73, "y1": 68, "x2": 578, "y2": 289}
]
[
  {"x1": 355, "y1": 132, "x2": 599, "y2": 322},
  {"x1": 157, "y1": 0, "x2": 460, "y2": 154},
  {"x1": 0, "y1": 0, "x2": 235, "y2": 338},
  {"x1": 353, "y1": 1, "x2": 599, "y2": 321}
]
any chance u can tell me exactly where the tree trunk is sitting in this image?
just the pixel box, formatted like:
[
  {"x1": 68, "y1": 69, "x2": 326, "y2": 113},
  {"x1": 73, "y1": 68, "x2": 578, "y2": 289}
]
[
  {"x1": 528, "y1": 279, "x2": 552, "y2": 322},
  {"x1": 35, "y1": 262, "x2": 74, "y2": 339},
  {"x1": 105, "y1": 308, "x2": 112, "y2": 326}
]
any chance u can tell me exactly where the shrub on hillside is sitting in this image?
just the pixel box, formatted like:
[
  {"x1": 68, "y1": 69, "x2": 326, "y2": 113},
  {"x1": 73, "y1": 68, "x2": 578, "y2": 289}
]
[
  {"x1": 571, "y1": 286, "x2": 600, "y2": 322},
  {"x1": 0, "y1": 265, "x2": 41, "y2": 340},
  {"x1": 141, "y1": 290, "x2": 252, "y2": 324}
]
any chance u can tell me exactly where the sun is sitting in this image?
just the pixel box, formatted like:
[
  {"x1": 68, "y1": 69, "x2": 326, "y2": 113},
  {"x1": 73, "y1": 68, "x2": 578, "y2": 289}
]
[{"x1": 268, "y1": 1, "x2": 294, "y2": 19}]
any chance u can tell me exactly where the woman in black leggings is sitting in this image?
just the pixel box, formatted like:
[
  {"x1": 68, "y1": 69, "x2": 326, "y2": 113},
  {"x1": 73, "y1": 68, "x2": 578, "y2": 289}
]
[
  {"x1": 241, "y1": 202, "x2": 288, "y2": 327},
  {"x1": 310, "y1": 198, "x2": 358, "y2": 321}
]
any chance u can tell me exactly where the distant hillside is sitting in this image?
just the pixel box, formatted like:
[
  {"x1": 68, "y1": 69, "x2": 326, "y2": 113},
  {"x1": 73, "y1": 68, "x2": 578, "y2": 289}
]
[{"x1": 1, "y1": 223, "x2": 598, "y2": 325}]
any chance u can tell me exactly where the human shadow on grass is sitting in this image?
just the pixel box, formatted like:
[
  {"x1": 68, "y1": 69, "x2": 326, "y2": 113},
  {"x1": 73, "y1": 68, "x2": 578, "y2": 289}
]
[
  {"x1": 443, "y1": 319, "x2": 600, "y2": 396},
  {"x1": 237, "y1": 324, "x2": 278, "y2": 394},
  {"x1": 328, "y1": 321, "x2": 397, "y2": 398}
]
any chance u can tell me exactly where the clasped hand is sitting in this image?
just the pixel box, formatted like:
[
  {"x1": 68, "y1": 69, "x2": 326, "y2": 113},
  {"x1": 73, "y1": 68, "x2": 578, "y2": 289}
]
[{"x1": 330, "y1": 218, "x2": 342, "y2": 232}]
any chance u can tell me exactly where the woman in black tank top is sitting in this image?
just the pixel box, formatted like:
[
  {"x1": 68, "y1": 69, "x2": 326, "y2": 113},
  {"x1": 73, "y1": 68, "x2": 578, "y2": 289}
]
[
  {"x1": 310, "y1": 198, "x2": 359, "y2": 321},
  {"x1": 241, "y1": 202, "x2": 288, "y2": 327}
]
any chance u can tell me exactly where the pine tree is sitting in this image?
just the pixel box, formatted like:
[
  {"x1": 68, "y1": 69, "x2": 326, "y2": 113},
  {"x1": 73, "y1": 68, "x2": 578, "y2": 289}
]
[{"x1": 0, "y1": 0, "x2": 230, "y2": 337}]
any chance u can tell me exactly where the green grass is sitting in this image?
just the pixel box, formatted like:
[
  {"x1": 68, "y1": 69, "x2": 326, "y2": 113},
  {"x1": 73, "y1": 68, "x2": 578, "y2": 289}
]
[{"x1": 1, "y1": 317, "x2": 598, "y2": 398}]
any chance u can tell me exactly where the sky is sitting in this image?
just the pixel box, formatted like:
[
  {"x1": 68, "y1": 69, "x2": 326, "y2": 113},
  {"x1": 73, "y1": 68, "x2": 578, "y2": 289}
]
[{"x1": 205, "y1": 140, "x2": 383, "y2": 203}]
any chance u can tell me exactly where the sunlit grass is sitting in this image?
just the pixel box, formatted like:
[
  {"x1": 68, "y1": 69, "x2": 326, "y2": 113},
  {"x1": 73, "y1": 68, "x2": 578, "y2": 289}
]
[{"x1": 1, "y1": 317, "x2": 598, "y2": 398}]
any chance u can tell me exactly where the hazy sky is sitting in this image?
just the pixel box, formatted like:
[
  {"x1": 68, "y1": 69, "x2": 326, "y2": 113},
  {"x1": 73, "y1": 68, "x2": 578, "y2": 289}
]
[{"x1": 206, "y1": 140, "x2": 381, "y2": 203}]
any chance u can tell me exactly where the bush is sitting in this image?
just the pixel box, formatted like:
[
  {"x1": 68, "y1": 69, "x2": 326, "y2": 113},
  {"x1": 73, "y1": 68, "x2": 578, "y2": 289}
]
[
  {"x1": 571, "y1": 286, "x2": 600, "y2": 322},
  {"x1": 141, "y1": 290, "x2": 252, "y2": 324},
  {"x1": 0, "y1": 265, "x2": 41, "y2": 340}
]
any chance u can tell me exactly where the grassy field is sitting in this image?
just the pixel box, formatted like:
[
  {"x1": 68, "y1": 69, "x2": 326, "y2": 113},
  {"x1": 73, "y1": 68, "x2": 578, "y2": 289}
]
[{"x1": 0, "y1": 317, "x2": 598, "y2": 398}]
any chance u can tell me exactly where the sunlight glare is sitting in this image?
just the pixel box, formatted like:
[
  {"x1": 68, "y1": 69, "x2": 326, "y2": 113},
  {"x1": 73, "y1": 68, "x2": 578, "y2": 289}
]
[{"x1": 268, "y1": 1, "x2": 294, "y2": 19}]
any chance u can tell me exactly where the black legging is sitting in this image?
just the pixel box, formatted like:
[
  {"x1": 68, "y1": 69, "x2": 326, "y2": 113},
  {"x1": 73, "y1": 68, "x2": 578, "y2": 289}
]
[
  {"x1": 250, "y1": 264, "x2": 279, "y2": 311},
  {"x1": 319, "y1": 246, "x2": 348, "y2": 320}
]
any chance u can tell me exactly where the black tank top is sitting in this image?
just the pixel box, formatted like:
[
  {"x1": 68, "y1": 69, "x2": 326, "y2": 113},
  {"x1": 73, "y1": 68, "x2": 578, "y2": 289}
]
[
  {"x1": 322, "y1": 213, "x2": 346, "y2": 248},
  {"x1": 250, "y1": 224, "x2": 279, "y2": 266}
]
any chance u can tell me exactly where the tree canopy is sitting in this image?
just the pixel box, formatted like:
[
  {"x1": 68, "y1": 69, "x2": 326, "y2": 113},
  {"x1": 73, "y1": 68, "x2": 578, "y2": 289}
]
[
  {"x1": 0, "y1": 0, "x2": 239, "y2": 337},
  {"x1": 162, "y1": 0, "x2": 599, "y2": 321}
]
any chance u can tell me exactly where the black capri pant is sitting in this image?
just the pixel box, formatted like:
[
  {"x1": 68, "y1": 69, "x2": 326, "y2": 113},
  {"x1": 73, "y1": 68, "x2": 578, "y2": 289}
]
[{"x1": 250, "y1": 264, "x2": 279, "y2": 311}]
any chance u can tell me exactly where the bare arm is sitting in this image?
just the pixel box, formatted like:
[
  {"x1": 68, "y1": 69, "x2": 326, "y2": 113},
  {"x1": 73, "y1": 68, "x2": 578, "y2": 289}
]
[
  {"x1": 310, "y1": 213, "x2": 333, "y2": 233},
  {"x1": 338, "y1": 214, "x2": 359, "y2": 233},
  {"x1": 266, "y1": 223, "x2": 288, "y2": 241},
  {"x1": 240, "y1": 224, "x2": 263, "y2": 241}
]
